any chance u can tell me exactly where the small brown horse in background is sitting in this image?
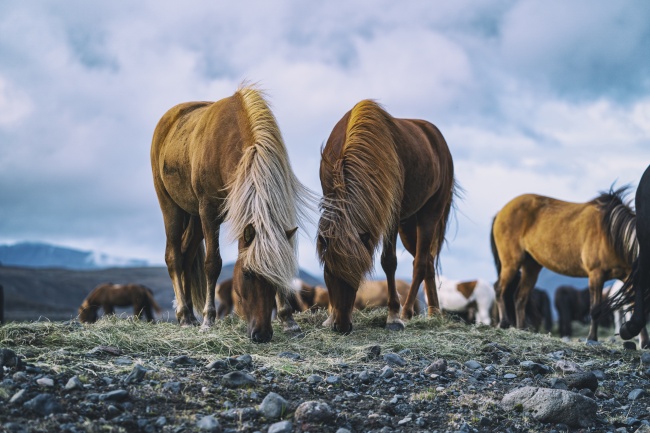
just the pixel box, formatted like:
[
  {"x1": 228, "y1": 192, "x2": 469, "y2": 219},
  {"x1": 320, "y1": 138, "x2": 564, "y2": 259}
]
[
  {"x1": 310, "y1": 280, "x2": 424, "y2": 315},
  {"x1": 491, "y1": 187, "x2": 637, "y2": 341},
  {"x1": 78, "y1": 283, "x2": 162, "y2": 323},
  {"x1": 317, "y1": 100, "x2": 455, "y2": 333},
  {"x1": 151, "y1": 84, "x2": 311, "y2": 342}
]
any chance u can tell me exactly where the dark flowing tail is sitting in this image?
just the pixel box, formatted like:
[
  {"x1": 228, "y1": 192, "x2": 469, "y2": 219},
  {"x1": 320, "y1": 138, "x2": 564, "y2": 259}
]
[
  {"x1": 145, "y1": 290, "x2": 162, "y2": 314},
  {"x1": 490, "y1": 217, "x2": 501, "y2": 277}
]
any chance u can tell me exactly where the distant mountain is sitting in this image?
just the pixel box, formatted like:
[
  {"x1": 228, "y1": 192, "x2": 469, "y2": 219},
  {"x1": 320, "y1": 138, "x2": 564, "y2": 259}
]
[{"x1": 0, "y1": 242, "x2": 148, "y2": 270}]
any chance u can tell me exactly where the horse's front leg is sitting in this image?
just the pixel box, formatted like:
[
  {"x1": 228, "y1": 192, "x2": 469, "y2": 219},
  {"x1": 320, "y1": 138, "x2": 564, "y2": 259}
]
[
  {"x1": 200, "y1": 213, "x2": 222, "y2": 331},
  {"x1": 276, "y1": 291, "x2": 301, "y2": 334},
  {"x1": 382, "y1": 227, "x2": 404, "y2": 331}
]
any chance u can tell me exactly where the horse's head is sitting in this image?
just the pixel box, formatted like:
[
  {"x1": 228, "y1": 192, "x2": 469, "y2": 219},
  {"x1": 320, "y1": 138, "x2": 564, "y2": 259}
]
[
  {"x1": 78, "y1": 302, "x2": 97, "y2": 323},
  {"x1": 317, "y1": 217, "x2": 376, "y2": 333},
  {"x1": 232, "y1": 224, "x2": 298, "y2": 343}
]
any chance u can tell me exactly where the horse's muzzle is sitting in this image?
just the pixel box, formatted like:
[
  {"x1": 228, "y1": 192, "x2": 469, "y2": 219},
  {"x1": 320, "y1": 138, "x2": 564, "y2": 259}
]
[
  {"x1": 332, "y1": 322, "x2": 353, "y2": 335},
  {"x1": 251, "y1": 329, "x2": 273, "y2": 343}
]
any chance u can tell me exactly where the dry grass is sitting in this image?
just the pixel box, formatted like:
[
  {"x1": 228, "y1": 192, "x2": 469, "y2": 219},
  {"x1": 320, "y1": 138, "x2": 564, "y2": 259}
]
[{"x1": 0, "y1": 309, "x2": 633, "y2": 379}]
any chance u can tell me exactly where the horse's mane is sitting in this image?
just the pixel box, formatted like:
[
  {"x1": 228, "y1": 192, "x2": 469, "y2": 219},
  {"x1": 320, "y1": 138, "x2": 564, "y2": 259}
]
[
  {"x1": 222, "y1": 84, "x2": 312, "y2": 295},
  {"x1": 592, "y1": 185, "x2": 638, "y2": 266},
  {"x1": 318, "y1": 100, "x2": 403, "y2": 286}
]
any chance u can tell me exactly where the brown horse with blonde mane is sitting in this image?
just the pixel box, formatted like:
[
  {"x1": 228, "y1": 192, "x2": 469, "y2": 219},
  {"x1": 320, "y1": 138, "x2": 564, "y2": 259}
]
[
  {"x1": 151, "y1": 85, "x2": 311, "y2": 342},
  {"x1": 317, "y1": 100, "x2": 455, "y2": 333},
  {"x1": 491, "y1": 187, "x2": 637, "y2": 342},
  {"x1": 78, "y1": 283, "x2": 161, "y2": 323}
]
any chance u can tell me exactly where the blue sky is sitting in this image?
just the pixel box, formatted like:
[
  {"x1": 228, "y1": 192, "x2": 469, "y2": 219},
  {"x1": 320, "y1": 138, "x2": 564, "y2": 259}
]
[{"x1": 1, "y1": 1, "x2": 649, "y2": 282}]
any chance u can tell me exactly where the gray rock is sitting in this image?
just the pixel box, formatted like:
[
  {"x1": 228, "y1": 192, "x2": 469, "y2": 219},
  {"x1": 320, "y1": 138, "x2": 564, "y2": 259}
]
[
  {"x1": 196, "y1": 415, "x2": 221, "y2": 432},
  {"x1": 65, "y1": 376, "x2": 83, "y2": 391},
  {"x1": 554, "y1": 360, "x2": 582, "y2": 373},
  {"x1": 383, "y1": 353, "x2": 406, "y2": 367},
  {"x1": 163, "y1": 382, "x2": 181, "y2": 393},
  {"x1": 268, "y1": 420, "x2": 292, "y2": 433},
  {"x1": 641, "y1": 352, "x2": 650, "y2": 365},
  {"x1": 36, "y1": 377, "x2": 54, "y2": 387},
  {"x1": 206, "y1": 359, "x2": 228, "y2": 370},
  {"x1": 124, "y1": 364, "x2": 147, "y2": 384},
  {"x1": 358, "y1": 370, "x2": 371, "y2": 383},
  {"x1": 222, "y1": 371, "x2": 256, "y2": 388},
  {"x1": 501, "y1": 386, "x2": 597, "y2": 427},
  {"x1": 366, "y1": 345, "x2": 381, "y2": 359},
  {"x1": 307, "y1": 374, "x2": 322, "y2": 384},
  {"x1": 628, "y1": 388, "x2": 645, "y2": 401},
  {"x1": 503, "y1": 373, "x2": 517, "y2": 379},
  {"x1": 259, "y1": 392, "x2": 287, "y2": 420},
  {"x1": 549, "y1": 378, "x2": 568, "y2": 390},
  {"x1": 9, "y1": 389, "x2": 26, "y2": 404},
  {"x1": 520, "y1": 360, "x2": 553, "y2": 375},
  {"x1": 114, "y1": 357, "x2": 133, "y2": 366},
  {"x1": 464, "y1": 360, "x2": 482, "y2": 370},
  {"x1": 294, "y1": 401, "x2": 335, "y2": 423},
  {"x1": 173, "y1": 355, "x2": 197, "y2": 365},
  {"x1": 326, "y1": 375, "x2": 341, "y2": 385},
  {"x1": 99, "y1": 389, "x2": 129, "y2": 402},
  {"x1": 424, "y1": 358, "x2": 447, "y2": 374},
  {"x1": 0, "y1": 348, "x2": 19, "y2": 367},
  {"x1": 336, "y1": 429, "x2": 352, "y2": 433},
  {"x1": 278, "y1": 351, "x2": 300, "y2": 360},
  {"x1": 564, "y1": 372, "x2": 598, "y2": 391},
  {"x1": 380, "y1": 366, "x2": 394, "y2": 379},
  {"x1": 24, "y1": 393, "x2": 63, "y2": 416}
]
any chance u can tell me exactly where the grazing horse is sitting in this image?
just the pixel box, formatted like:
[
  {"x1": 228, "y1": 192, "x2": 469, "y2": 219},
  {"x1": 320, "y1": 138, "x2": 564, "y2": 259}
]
[
  {"x1": 317, "y1": 100, "x2": 455, "y2": 333},
  {"x1": 311, "y1": 280, "x2": 424, "y2": 315},
  {"x1": 215, "y1": 278, "x2": 312, "y2": 318},
  {"x1": 429, "y1": 277, "x2": 495, "y2": 325},
  {"x1": 491, "y1": 188, "x2": 637, "y2": 341},
  {"x1": 151, "y1": 85, "x2": 310, "y2": 342},
  {"x1": 596, "y1": 166, "x2": 650, "y2": 346},
  {"x1": 554, "y1": 285, "x2": 591, "y2": 337},
  {"x1": 78, "y1": 283, "x2": 162, "y2": 323},
  {"x1": 490, "y1": 284, "x2": 553, "y2": 332}
]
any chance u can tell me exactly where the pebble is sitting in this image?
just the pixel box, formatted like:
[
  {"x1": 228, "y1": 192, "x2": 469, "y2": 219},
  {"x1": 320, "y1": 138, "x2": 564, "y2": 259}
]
[
  {"x1": 294, "y1": 401, "x2": 335, "y2": 423},
  {"x1": 358, "y1": 370, "x2": 371, "y2": 383},
  {"x1": 307, "y1": 374, "x2": 322, "y2": 384},
  {"x1": 259, "y1": 392, "x2": 287, "y2": 419},
  {"x1": 36, "y1": 377, "x2": 54, "y2": 387},
  {"x1": 326, "y1": 375, "x2": 341, "y2": 385},
  {"x1": 424, "y1": 358, "x2": 447, "y2": 374},
  {"x1": 268, "y1": 420, "x2": 292, "y2": 433},
  {"x1": 124, "y1": 364, "x2": 147, "y2": 384},
  {"x1": 114, "y1": 357, "x2": 133, "y2": 366},
  {"x1": 503, "y1": 373, "x2": 517, "y2": 379},
  {"x1": 99, "y1": 389, "x2": 129, "y2": 402},
  {"x1": 380, "y1": 366, "x2": 394, "y2": 379},
  {"x1": 172, "y1": 355, "x2": 197, "y2": 365},
  {"x1": 222, "y1": 371, "x2": 256, "y2": 388},
  {"x1": 520, "y1": 360, "x2": 552, "y2": 375},
  {"x1": 278, "y1": 351, "x2": 300, "y2": 360},
  {"x1": 65, "y1": 376, "x2": 83, "y2": 391},
  {"x1": 464, "y1": 360, "x2": 482, "y2": 370},
  {"x1": 383, "y1": 353, "x2": 406, "y2": 367},
  {"x1": 564, "y1": 372, "x2": 598, "y2": 391},
  {"x1": 9, "y1": 389, "x2": 27, "y2": 404},
  {"x1": 628, "y1": 389, "x2": 645, "y2": 401},
  {"x1": 23, "y1": 393, "x2": 63, "y2": 416},
  {"x1": 196, "y1": 415, "x2": 220, "y2": 432}
]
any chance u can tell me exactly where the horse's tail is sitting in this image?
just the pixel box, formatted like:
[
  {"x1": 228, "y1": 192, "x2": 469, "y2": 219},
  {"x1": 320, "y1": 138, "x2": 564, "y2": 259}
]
[
  {"x1": 430, "y1": 179, "x2": 458, "y2": 272},
  {"x1": 145, "y1": 289, "x2": 162, "y2": 314},
  {"x1": 181, "y1": 215, "x2": 207, "y2": 315},
  {"x1": 490, "y1": 216, "x2": 502, "y2": 277}
]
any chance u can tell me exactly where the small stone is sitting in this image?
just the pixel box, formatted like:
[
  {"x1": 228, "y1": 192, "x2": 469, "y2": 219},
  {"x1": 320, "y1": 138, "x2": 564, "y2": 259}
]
[
  {"x1": 380, "y1": 366, "x2": 394, "y2": 379},
  {"x1": 99, "y1": 389, "x2": 129, "y2": 402},
  {"x1": 642, "y1": 352, "x2": 650, "y2": 365},
  {"x1": 503, "y1": 373, "x2": 517, "y2": 379},
  {"x1": 565, "y1": 372, "x2": 598, "y2": 392},
  {"x1": 107, "y1": 405, "x2": 121, "y2": 417},
  {"x1": 554, "y1": 360, "x2": 582, "y2": 373},
  {"x1": 294, "y1": 401, "x2": 335, "y2": 423},
  {"x1": 155, "y1": 417, "x2": 167, "y2": 427},
  {"x1": 206, "y1": 360, "x2": 227, "y2": 370},
  {"x1": 0, "y1": 349, "x2": 19, "y2": 367},
  {"x1": 196, "y1": 415, "x2": 220, "y2": 432},
  {"x1": 397, "y1": 416, "x2": 412, "y2": 426},
  {"x1": 23, "y1": 393, "x2": 63, "y2": 416},
  {"x1": 278, "y1": 351, "x2": 300, "y2": 360},
  {"x1": 222, "y1": 371, "x2": 256, "y2": 388},
  {"x1": 173, "y1": 355, "x2": 196, "y2": 365},
  {"x1": 366, "y1": 345, "x2": 381, "y2": 359},
  {"x1": 623, "y1": 341, "x2": 637, "y2": 351},
  {"x1": 124, "y1": 364, "x2": 147, "y2": 384},
  {"x1": 9, "y1": 389, "x2": 26, "y2": 404},
  {"x1": 628, "y1": 389, "x2": 645, "y2": 401},
  {"x1": 520, "y1": 360, "x2": 553, "y2": 375},
  {"x1": 36, "y1": 377, "x2": 54, "y2": 387},
  {"x1": 326, "y1": 375, "x2": 341, "y2": 385},
  {"x1": 383, "y1": 353, "x2": 406, "y2": 367},
  {"x1": 358, "y1": 370, "x2": 371, "y2": 383},
  {"x1": 163, "y1": 382, "x2": 181, "y2": 393},
  {"x1": 549, "y1": 378, "x2": 568, "y2": 390},
  {"x1": 114, "y1": 357, "x2": 133, "y2": 366},
  {"x1": 424, "y1": 359, "x2": 447, "y2": 374},
  {"x1": 268, "y1": 420, "x2": 292, "y2": 433},
  {"x1": 465, "y1": 360, "x2": 482, "y2": 370},
  {"x1": 307, "y1": 374, "x2": 322, "y2": 384},
  {"x1": 336, "y1": 429, "x2": 352, "y2": 433},
  {"x1": 65, "y1": 376, "x2": 83, "y2": 391},
  {"x1": 259, "y1": 392, "x2": 287, "y2": 420}
]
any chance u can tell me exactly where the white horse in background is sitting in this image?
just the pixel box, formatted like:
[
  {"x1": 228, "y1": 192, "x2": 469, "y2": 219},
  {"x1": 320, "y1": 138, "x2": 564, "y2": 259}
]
[
  {"x1": 607, "y1": 279, "x2": 649, "y2": 348},
  {"x1": 426, "y1": 276, "x2": 495, "y2": 325}
]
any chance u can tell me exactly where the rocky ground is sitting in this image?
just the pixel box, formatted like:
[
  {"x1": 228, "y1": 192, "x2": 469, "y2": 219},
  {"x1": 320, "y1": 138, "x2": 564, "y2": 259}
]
[{"x1": 1, "y1": 313, "x2": 650, "y2": 433}]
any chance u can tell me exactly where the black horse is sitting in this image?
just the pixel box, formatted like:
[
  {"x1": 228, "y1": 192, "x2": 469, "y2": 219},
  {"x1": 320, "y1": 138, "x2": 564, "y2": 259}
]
[{"x1": 596, "y1": 164, "x2": 650, "y2": 345}]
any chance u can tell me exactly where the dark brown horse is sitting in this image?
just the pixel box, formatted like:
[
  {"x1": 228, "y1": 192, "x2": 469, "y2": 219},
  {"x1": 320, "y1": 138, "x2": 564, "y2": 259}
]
[
  {"x1": 317, "y1": 100, "x2": 455, "y2": 333},
  {"x1": 596, "y1": 164, "x2": 650, "y2": 346},
  {"x1": 491, "y1": 188, "x2": 637, "y2": 341},
  {"x1": 151, "y1": 85, "x2": 311, "y2": 342},
  {"x1": 78, "y1": 283, "x2": 162, "y2": 323}
]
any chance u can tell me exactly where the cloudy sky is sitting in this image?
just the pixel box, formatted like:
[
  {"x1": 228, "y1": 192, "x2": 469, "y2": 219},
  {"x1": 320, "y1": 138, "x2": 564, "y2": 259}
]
[{"x1": 1, "y1": 1, "x2": 649, "y2": 283}]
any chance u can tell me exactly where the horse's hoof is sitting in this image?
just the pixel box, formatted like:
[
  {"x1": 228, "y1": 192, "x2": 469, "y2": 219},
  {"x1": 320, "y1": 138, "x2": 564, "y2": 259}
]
[
  {"x1": 199, "y1": 324, "x2": 212, "y2": 333},
  {"x1": 284, "y1": 324, "x2": 302, "y2": 334},
  {"x1": 385, "y1": 321, "x2": 405, "y2": 332},
  {"x1": 400, "y1": 311, "x2": 414, "y2": 321}
]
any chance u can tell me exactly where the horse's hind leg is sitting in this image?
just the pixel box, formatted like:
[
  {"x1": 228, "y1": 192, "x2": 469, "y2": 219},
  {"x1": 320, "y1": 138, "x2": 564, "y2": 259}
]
[
  {"x1": 514, "y1": 258, "x2": 542, "y2": 330},
  {"x1": 382, "y1": 225, "x2": 404, "y2": 331},
  {"x1": 199, "y1": 209, "x2": 222, "y2": 330},
  {"x1": 586, "y1": 269, "x2": 605, "y2": 342}
]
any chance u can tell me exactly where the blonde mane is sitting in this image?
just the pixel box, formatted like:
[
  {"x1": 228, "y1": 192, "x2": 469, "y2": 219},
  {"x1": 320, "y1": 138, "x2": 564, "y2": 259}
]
[
  {"x1": 222, "y1": 84, "x2": 312, "y2": 294},
  {"x1": 318, "y1": 100, "x2": 403, "y2": 286}
]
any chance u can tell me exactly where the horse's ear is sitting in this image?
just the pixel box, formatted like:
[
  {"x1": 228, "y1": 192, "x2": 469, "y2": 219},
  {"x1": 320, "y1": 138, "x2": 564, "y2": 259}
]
[
  {"x1": 286, "y1": 227, "x2": 298, "y2": 240},
  {"x1": 360, "y1": 232, "x2": 371, "y2": 248},
  {"x1": 243, "y1": 224, "x2": 256, "y2": 245}
]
